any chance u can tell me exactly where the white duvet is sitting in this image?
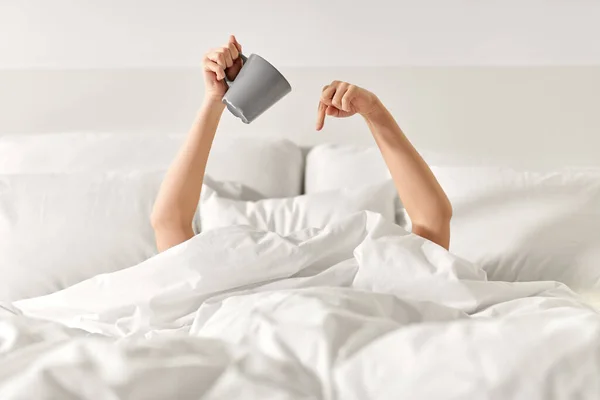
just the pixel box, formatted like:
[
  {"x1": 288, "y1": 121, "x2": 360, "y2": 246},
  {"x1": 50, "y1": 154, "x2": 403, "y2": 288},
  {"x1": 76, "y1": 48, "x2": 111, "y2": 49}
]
[{"x1": 1, "y1": 212, "x2": 599, "y2": 399}]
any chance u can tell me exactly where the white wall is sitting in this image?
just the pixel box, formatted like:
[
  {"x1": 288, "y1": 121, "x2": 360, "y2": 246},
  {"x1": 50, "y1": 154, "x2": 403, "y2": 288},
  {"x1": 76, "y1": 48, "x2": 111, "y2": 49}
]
[
  {"x1": 2, "y1": 0, "x2": 600, "y2": 68},
  {"x1": 2, "y1": 66, "x2": 600, "y2": 168},
  {"x1": 1, "y1": 1, "x2": 599, "y2": 168}
]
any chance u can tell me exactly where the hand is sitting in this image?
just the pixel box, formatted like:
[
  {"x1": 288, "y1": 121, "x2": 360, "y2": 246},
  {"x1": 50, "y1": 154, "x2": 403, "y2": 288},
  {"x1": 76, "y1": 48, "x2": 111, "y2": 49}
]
[
  {"x1": 203, "y1": 35, "x2": 243, "y2": 102},
  {"x1": 316, "y1": 81, "x2": 380, "y2": 131}
]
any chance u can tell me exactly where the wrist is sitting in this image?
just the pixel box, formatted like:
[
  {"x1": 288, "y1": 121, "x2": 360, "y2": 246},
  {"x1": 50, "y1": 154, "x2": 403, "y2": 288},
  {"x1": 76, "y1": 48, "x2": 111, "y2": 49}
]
[
  {"x1": 201, "y1": 96, "x2": 226, "y2": 113},
  {"x1": 361, "y1": 97, "x2": 386, "y2": 122}
]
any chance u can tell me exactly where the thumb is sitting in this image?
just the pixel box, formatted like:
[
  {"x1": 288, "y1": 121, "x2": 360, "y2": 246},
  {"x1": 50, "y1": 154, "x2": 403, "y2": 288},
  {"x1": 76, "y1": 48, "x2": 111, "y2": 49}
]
[{"x1": 230, "y1": 35, "x2": 242, "y2": 53}]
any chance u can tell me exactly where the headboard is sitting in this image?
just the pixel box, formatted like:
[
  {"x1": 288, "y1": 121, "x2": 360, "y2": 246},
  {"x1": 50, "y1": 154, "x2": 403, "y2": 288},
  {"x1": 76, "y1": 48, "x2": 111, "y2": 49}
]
[{"x1": 1, "y1": 66, "x2": 599, "y2": 168}]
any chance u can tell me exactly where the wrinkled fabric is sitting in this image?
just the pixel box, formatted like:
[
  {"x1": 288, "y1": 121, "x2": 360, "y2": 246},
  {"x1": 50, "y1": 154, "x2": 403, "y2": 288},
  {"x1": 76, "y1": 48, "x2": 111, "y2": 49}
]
[{"x1": 2, "y1": 212, "x2": 599, "y2": 400}]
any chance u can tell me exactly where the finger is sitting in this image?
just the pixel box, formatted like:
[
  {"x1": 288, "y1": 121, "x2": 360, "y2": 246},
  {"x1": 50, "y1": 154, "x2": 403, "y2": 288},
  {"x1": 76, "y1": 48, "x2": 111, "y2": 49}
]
[
  {"x1": 320, "y1": 84, "x2": 331, "y2": 101},
  {"x1": 207, "y1": 62, "x2": 226, "y2": 80},
  {"x1": 332, "y1": 82, "x2": 349, "y2": 109},
  {"x1": 203, "y1": 58, "x2": 225, "y2": 80},
  {"x1": 321, "y1": 84, "x2": 337, "y2": 106},
  {"x1": 230, "y1": 35, "x2": 242, "y2": 53},
  {"x1": 341, "y1": 84, "x2": 356, "y2": 112},
  {"x1": 227, "y1": 40, "x2": 240, "y2": 60},
  {"x1": 316, "y1": 101, "x2": 327, "y2": 131},
  {"x1": 220, "y1": 47, "x2": 234, "y2": 68},
  {"x1": 226, "y1": 59, "x2": 243, "y2": 80},
  {"x1": 326, "y1": 105, "x2": 338, "y2": 116},
  {"x1": 207, "y1": 51, "x2": 227, "y2": 70}
]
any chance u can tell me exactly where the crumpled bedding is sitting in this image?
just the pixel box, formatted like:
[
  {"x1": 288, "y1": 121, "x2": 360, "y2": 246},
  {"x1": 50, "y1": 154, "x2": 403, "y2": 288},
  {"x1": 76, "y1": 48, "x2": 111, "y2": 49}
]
[{"x1": 1, "y1": 212, "x2": 599, "y2": 399}]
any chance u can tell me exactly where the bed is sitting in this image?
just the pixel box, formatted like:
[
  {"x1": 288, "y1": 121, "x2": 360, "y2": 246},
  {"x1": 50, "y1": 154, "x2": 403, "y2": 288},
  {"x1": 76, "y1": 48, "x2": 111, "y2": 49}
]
[{"x1": 0, "y1": 130, "x2": 599, "y2": 399}]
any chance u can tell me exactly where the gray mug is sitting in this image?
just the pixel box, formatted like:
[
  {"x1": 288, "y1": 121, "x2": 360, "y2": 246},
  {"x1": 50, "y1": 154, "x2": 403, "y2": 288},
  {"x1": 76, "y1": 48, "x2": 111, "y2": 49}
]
[{"x1": 222, "y1": 54, "x2": 292, "y2": 124}]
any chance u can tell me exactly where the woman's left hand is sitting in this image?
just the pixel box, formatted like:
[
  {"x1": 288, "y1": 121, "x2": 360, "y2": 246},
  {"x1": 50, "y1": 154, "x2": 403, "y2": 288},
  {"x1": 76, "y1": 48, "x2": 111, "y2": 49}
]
[{"x1": 316, "y1": 81, "x2": 380, "y2": 130}]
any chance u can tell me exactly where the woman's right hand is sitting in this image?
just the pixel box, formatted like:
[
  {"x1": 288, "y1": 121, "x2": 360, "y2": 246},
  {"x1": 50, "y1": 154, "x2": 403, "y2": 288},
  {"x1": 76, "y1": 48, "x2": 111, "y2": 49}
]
[{"x1": 203, "y1": 35, "x2": 243, "y2": 102}]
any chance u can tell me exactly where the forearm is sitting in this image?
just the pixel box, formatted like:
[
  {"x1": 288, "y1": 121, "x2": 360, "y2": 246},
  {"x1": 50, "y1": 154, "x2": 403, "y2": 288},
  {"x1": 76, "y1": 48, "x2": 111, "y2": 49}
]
[
  {"x1": 151, "y1": 99, "x2": 225, "y2": 246},
  {"x1": 363, "y1": 100, "x2": 452, "y2": 248}
]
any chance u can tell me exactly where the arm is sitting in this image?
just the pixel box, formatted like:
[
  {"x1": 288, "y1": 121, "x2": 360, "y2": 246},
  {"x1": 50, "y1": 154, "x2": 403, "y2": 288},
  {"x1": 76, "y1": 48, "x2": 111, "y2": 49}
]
[
  {"x1": 151, "y1": 35, "x2": 243, "y2": 252},
  {"x1": 151, "y1": 102, "x2": 224, "y2": 251},
  {"x1": 316, "y1": 81, "x2": 452, "y2": 249}
]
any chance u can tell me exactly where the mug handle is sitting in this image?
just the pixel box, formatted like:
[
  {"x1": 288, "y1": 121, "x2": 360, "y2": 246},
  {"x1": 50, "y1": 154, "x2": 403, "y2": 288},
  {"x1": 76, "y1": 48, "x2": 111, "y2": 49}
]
[{"x1": 225, "y1": 53, "x2": 248, "y2": 86}]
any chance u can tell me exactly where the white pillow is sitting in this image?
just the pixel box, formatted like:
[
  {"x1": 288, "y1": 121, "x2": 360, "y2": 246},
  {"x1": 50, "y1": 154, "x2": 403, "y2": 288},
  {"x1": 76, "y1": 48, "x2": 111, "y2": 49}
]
[
  {"x1": 431, "y1": 166, "x2": 600, "y2": 290},
  {"x1": 304, "y1": 143, "x2": 462, "y2": 193},
  {"x1": 0, "y1": 172, "x2": 165, "y2": 301},
  {"x1": 199, "y1": 181, "x2": 397, "y2": 236},
  {"x1": 207, "y1": 135, "x2": 303, "y2": 199},
  {"x1": 0, "y1": 133, "x2": 183, "y2": 173},
  {"x1": 305, "y1": 143, "x2": 412, "y2": 226},
  {"x1": 0, "y1": 133, "x2": 304, "y2": 199},
  {"x1": 305, "y1": 144, "x2": 390, "y2": 192}
]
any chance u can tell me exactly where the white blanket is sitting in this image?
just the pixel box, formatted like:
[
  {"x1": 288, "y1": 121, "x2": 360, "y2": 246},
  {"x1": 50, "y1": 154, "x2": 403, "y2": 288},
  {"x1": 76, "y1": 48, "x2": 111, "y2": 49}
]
[{"x1": 2, "y1": 212, "x2": 599, "y2": 399}]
